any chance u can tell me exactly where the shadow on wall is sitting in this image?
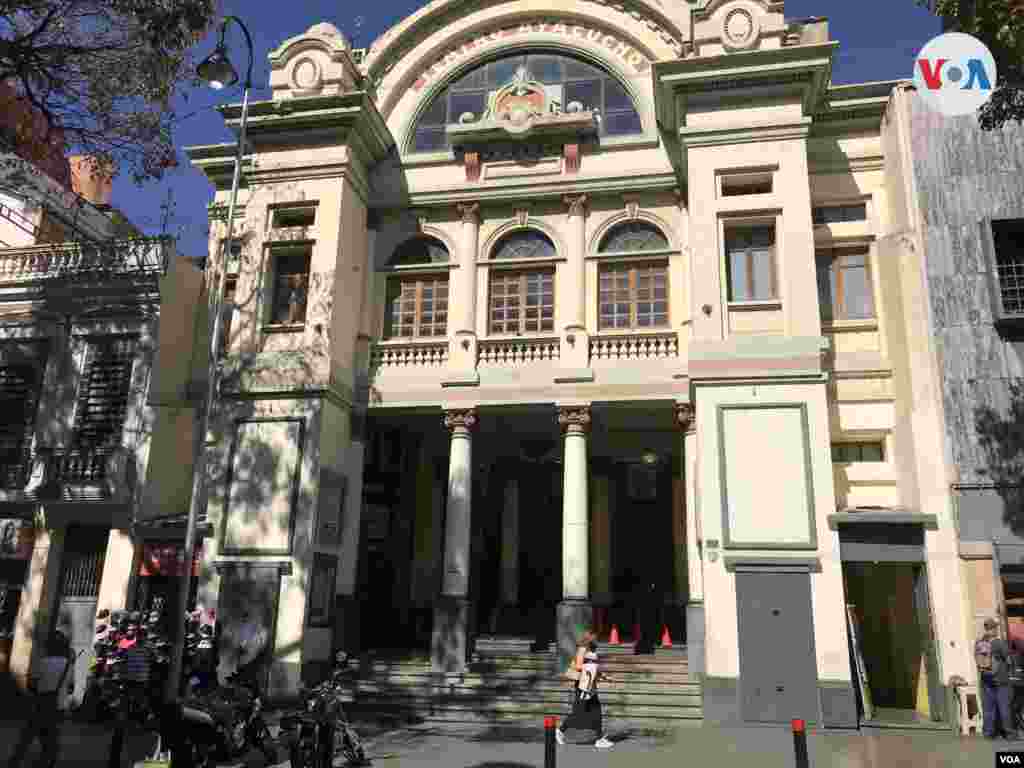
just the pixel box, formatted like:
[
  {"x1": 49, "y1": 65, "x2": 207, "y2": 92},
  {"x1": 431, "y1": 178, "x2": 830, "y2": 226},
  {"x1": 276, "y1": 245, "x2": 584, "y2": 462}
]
[{"x1": 974, "y1": 379, "x2": 1024, "y2": 536}]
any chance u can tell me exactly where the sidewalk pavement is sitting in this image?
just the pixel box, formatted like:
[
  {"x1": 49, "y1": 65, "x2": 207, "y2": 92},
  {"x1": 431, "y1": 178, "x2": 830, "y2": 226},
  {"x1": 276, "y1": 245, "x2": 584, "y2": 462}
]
[{"x1": 1, "y1": 717, "x2": 1020, "y2": 768}]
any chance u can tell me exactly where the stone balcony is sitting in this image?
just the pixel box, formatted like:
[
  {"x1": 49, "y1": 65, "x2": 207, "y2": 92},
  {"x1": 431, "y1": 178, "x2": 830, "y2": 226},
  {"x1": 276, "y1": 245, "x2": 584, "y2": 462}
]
[
  {"x1": 0, "y1": 445, "x2": 134, "y2": 504},
  {"x1": 0, "y1": 237, "x2": 172, "y2": 283}
]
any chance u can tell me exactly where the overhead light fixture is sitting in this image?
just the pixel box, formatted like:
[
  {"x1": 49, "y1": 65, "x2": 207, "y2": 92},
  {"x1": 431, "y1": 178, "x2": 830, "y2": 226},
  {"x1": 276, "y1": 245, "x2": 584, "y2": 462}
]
[
  {"x1": 641, "y1": 451, "x2": 659, "y2": 465},
  {"x1": 197, "y1": 46, "x2": 239, "y2": 90}
]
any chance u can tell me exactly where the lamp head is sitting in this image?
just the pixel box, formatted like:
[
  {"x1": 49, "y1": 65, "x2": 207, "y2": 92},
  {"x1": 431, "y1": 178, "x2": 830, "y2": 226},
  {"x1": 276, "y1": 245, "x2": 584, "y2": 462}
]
[{"x1": 198, "y1": 45, "x2": 238, "y2": 90}]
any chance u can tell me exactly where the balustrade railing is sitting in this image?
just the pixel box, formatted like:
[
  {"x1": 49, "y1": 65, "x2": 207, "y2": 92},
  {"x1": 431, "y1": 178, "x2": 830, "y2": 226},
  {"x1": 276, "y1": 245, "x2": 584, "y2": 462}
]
[
  {"x1": 590, "y1": 331, "x2": 679, "y2": 361},
  {"x1": 370, "y1": 341, "x2": 448, "y2": 369},
  {"x1": 0, "y1": 237, "x2": 171, "y2": 281},
  {"x1": 478, "y1": 337, "x2": 560, "y2": 365}
]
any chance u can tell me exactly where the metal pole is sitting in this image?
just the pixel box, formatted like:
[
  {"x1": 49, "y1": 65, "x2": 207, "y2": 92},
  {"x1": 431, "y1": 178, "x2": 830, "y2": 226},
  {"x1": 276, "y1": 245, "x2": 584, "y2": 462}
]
[
  {"x1": 544, "y1": 715, "x2": 557, "y2": 768},
  {"x1": 165, "y1": 17, "x2": 253, "y2": 703},
  {"x1": 791, "y1": 718, "x2": 810, "y2": 768}
]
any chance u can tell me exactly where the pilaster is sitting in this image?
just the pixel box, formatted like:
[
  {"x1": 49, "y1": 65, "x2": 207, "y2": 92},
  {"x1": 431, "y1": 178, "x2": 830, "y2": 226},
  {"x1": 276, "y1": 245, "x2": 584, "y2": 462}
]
[{"x1": 557, "y1": 405, "x2": 592, "y2": 670}]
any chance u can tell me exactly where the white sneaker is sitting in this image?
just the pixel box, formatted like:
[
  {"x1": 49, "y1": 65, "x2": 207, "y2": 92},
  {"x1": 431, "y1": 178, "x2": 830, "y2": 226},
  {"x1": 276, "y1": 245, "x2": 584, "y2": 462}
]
[
  {"x1": 555, "y1": 729, "x2": 566, "y2": 746},
  {"x1": 594, "y1": 736, "x2": 614, "y2": 749}
]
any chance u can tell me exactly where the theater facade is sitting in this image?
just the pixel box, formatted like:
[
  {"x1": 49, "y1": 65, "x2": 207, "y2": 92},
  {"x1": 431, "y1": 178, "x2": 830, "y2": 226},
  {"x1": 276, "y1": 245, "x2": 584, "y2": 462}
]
[{"x1": 185, "y1": 0, "x2": 973, "y2": 727}]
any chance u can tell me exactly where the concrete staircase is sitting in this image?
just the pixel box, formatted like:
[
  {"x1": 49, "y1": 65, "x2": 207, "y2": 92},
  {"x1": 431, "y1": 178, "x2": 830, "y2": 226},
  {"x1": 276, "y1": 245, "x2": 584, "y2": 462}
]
[{"x1": 346, "y1": 636, "x2": 703, "y2": 731}]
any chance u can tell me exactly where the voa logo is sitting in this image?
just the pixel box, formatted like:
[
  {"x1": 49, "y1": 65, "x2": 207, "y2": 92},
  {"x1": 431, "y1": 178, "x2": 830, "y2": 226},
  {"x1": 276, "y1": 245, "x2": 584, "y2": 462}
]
[
  {"x1": 913, "y1": 32, "x2": 997, "y2": 116},
  {"x1": 998, "y1": 754, "x2": 1023, "y2": 765}
]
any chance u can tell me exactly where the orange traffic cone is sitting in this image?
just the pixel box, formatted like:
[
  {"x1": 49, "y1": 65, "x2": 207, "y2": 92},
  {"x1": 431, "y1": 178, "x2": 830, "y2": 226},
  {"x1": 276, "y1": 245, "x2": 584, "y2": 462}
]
[
  {"x1": 609, "y1": 624, "x2": 621, "y2": 645},
  {"x1": 661, "y1": 624, "x2": 673, "y2": 648}
]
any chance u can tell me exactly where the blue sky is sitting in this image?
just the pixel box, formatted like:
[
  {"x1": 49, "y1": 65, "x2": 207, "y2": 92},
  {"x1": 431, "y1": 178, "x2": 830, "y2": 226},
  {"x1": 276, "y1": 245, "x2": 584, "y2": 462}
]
[{"x1": 111, "y1": 1, "x2": 942, "y2": 258}]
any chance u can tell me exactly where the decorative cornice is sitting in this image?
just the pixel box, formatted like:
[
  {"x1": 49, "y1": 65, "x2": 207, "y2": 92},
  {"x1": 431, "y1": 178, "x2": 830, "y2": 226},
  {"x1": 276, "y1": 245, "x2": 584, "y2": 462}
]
[
  {"x1": 457, "y1": 202, "x2": 480, "y2": 223},
  {"x1": 557, "y1": 405, "x2": 591, "y2": 434},
  {"x1": 444, "y1": 408, "x2": 477, "y2": 432},
  {"x1": 563, "y1": 194, "x2": 588, "y2": 218},
  {"x1": 675, "y1": 402, "x2": 696, "y2": 434}
]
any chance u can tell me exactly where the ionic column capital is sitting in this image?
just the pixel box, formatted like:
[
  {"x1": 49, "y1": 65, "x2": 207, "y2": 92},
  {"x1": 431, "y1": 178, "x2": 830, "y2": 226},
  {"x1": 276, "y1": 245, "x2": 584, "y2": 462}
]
[
  {"x1": 558, "y1": 405, "x2": 591, "y2": 435},
  {"x1": 563, "y1": 194, "x2": 589, "y2": 218},
  {"x1": 456, "y1": 202, "x2": 480, "y2": 224},
  {"x1": 444, "y1": 408, "x2": 478, "y2": 433},
  {"x1": 675, "y1": 403, "x2": 696, "y2": 435}
]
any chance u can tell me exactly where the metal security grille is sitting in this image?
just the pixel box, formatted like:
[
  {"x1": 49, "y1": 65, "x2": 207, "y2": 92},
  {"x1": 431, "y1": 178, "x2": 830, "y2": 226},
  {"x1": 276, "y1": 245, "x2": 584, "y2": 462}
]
[
  {"x1": 0, "y1": 364, "x2": 42, "y2": 489},
  {"x1": 59, "y1": 526, "x2": 108, "y2": 598},
  {"x1": 74, "y1": 339, "x2": 135, "y2": 447},
  {"x1": 998, "y1": 258, "x2": 1024, "y2": 316}
]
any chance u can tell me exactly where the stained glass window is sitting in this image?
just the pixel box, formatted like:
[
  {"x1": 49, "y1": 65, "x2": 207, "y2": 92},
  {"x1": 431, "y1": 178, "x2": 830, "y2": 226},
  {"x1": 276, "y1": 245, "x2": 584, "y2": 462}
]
[
  {"x1": 412, "y1": 50, "x2": 643, "y2": 152},
  {"x1": 598, "y1": 221, "x2": 670, "y2": 253},
  {"x1": 491, "y1": 230, "x2": 557, "y2": 260}
]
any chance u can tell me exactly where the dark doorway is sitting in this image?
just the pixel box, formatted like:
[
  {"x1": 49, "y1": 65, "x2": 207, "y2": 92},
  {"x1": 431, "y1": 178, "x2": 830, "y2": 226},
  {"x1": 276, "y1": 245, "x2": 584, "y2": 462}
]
[
  {"x1": 736, "y1": 570, "x2": 819, "y2": 724},
  {"x1": 843, "y1": 563, "x2": 943, "y2": 721}
]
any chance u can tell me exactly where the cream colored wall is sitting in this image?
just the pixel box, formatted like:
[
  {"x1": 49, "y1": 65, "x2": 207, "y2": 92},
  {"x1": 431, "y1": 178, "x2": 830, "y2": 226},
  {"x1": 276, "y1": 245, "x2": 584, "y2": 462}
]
[
  {"x1": 696, "y1": 380, "x2": 850, "y2": 685},
  {"x1": 685, "y1": 133, "x2": 820, "y2": 346}
]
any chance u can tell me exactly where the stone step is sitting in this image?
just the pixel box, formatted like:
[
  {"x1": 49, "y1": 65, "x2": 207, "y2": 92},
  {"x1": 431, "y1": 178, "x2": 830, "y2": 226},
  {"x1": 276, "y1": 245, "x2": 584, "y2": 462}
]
[
  {"x1": 354, "y1": 676, "x2": 701, "y2": 694},
  {"x1": 354, "y1": 667, "x2": 695, "y2": 684},
  {"x1": 355, "y1": 656, "x2": 691, "y2": 672},
  {"x1": 355, "y1": 688, "x2": 703, "y2": 708},
  {"x1": 349, "y1": 701, "x2": 704, "y2": 722}
]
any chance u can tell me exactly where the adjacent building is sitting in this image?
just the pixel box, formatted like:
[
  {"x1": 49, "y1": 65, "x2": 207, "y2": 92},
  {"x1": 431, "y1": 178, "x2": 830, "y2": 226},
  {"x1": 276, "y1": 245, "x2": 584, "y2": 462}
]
[
  {"x1": 0, "y1": 102, "x2": 206, "y2": 700},
  {"x1": 182, "y1": 0, "x2": 985, "y2": 728}
]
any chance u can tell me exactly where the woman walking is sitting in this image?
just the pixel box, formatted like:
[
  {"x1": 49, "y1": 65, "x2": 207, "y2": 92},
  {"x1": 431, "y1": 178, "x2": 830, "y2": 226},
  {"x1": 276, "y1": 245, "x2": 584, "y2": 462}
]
[
  {"x1": 563, "y1": 630, "x2": 594, "y2": 713},
  {"x1": 556, "y1": 636, "x2": 614, "y2": 749}
]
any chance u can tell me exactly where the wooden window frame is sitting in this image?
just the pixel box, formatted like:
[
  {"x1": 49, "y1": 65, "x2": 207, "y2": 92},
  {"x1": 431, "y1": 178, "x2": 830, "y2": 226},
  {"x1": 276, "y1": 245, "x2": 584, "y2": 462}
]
[
  {"x1": 268, "y1": 247, "x2": 311, "y2": 328},
  {"x1": 725, "y1": 224, "x2": 777, "y2": 303},
  {"x1": 817, "y1": 247, "x2": 875, "y2": 322},
  {"x1": 597, "y1": 261, "x2": 669, "y2": 331},
  {"x1": 384, "y1": 274, "x2": 449, "y2": 340},
  {"x1": 488, "y1": 268, "x2": 555, "y2": 336}
]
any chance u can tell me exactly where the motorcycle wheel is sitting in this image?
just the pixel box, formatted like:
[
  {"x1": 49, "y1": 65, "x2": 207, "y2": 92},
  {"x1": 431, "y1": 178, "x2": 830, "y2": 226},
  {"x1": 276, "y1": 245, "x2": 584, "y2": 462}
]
[{"x1": 289, "y1": 745, "x2": 304, "y2": 768}]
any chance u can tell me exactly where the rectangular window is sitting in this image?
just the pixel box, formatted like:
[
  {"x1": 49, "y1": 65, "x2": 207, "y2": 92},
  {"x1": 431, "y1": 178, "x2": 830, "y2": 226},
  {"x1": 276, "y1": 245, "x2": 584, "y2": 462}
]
[
  {"x1": 269, "y1": 247, "x2": 311, "y2": 326},
  {"x1": 0, "y1": 362, "x2": 44, "y2": 488},
  {"x1": 816, "y1": 248, "x2": 875, "y2": 322},
  {"x1": 831, "y1": 442, "x2": 884, "y2": 463},
  {"x1": 726, "y1": 225, "x2": 776, "y2": 302},
  {"x1": 220, "y1": 275, "x2": 238, "y2": 357},
  {"x1": 385, "y1": 276, "x2": 449, "y2": 339},
  {"x1": 598, "y1": 263, "x2": 668, "y2": 330},
  {"x1": 721, "y1": 172, "x2": 773, "y2": 197},
  {"x1": 271, "y1": 205, "x2": 316, "y2": 229},
  {"x1": 813, "y1": 203, "x2": 867, "y2": 225},
  {"x1": 74, "y1": 339, "x2": 135, "y2": 447},
  {"x1": 994, "y1": 219, "x2": 1024, "y2": 316},
  {"x1": 489, "y1": 270, "x2": 555, "y2": 335}
]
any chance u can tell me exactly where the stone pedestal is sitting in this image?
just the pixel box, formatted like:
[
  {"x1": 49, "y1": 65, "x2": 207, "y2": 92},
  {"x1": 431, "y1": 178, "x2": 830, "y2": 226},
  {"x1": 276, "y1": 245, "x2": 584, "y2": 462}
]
[
  {"x1": 557, "y1": 599, "x2": 594, "y2": 671},
  {"x1": 431, "y1": 595, "x2": 473, "y2": 673},
  {"x1": 686, "y1": 601, "x2": 705, "y2": 680}
]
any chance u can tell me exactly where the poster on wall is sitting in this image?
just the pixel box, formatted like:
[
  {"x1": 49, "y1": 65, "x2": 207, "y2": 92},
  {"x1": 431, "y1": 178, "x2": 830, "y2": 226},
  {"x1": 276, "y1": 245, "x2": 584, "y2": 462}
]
[
  {"x1": 0, "y1": 519, "x2": 34, "y2": 560},
  {"x1": 846, "y1": 604, "x2": 874, "y2": 722}
]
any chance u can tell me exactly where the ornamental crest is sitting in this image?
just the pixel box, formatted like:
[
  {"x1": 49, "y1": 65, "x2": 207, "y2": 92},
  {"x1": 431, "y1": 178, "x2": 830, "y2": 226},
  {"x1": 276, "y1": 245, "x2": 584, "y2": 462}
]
[{"x1": 486, "y1": 67, "x2": 548, "y2": 123}]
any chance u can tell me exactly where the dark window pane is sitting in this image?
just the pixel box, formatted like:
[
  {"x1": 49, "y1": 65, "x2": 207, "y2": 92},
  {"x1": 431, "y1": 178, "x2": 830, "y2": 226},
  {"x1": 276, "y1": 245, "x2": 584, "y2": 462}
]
[
  {"x1": 492, "y1": 230, "x2": 556, "y2": 260},
  {"x1": 392, "y1": 237, "x2": 450, "y2": 266},
  {"x1": 529, "y1": 56, "x2": 562, "y2": 84},
  {"x1": 861, "y1": 443, "x2": 884, "y2": 462},
  {"x1": 604, "y1": 79, "x2": 632, "y2": 111},
  {"x1": 453, "y1": 67, "x2": 486, "y2": 90},
  {"x1": 414, "y1": 128, "x2": 446, "y2": 152},
  {"x1": 449, "y1": 91, "x2": 487, "y2": 123},
  {"x1": 420, "y1": 92, "x2": 448, "y2": 125},
  {"x1": 564, "y1": 80, "x2": 600, "y2": 112},
  {"x1": 816, "y1": 255, "x2": 834, "y2": 323},
  {"x1": 604, "y1": 108, "x2": 641, "y2": 135},
  {"x1": 813, "y1": 203, "x2": 867, "y2": 224},
  {"x1": 490, "y1": 56, "x2": 525, "y2": 87},
  {"x1": 564, "y1": 58, "x2": 599, "y2": 79},
  {"x1": 599, "y1": 221, "x2": 669, "y2": 253}
]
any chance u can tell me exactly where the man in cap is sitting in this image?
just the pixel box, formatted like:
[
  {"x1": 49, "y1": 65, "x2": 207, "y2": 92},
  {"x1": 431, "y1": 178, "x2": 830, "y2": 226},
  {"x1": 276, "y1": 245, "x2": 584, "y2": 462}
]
[{"x1": 976, "y1": 616, "x2": 1017, "y2": 739}]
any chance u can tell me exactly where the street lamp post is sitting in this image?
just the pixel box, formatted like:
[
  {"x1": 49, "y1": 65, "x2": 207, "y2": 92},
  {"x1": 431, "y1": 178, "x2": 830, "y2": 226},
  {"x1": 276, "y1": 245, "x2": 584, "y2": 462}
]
[{"x1": 166, "y1": 15, "x2": 255, "y2": 702}]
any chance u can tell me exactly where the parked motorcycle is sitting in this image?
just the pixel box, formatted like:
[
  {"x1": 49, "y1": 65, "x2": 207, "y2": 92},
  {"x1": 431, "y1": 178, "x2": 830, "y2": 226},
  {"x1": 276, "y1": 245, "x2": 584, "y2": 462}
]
[
  {"x1": 278, "y1": 652, "x2": 370, "y2": 768},
  {"x1": 166, "y1": 671, "x2": 276, "y2": 768}
]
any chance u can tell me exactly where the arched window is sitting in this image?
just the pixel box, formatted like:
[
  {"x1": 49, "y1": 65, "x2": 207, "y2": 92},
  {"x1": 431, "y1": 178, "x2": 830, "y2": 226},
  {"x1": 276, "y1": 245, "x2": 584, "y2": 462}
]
[
  {"x1": 598, "y1": 221, "x2": 669, "y2": 253},
  {"x1": 597, "y1": 222, "x2": 669, "y2": 331},
  {"x1": 491, "y1": 230, "x2": 556, "y2": 260},
  {"x1": 488, "y1": 230, "x2": 556, "y2": 335},
  {"x1": 384, "y1": 237, "x2": 450, "y2": 339},
  {"x1": 412, "y1": 50, "x2": 643, "y2": 152},
  {"x1": 391, "y1": 236, "x2": 450, "y2": 266}
]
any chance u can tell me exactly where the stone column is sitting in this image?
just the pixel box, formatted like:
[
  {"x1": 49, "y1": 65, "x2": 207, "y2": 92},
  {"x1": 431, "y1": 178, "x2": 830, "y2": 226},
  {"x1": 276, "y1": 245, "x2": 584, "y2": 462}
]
[
  {"x1": 432, "y1": 408, "x2": 476, "y2": 673},
  {"x1": 556, "y1": 405, "x2": 592, "y2": 670},
  {"x1": 500, "y1": 472, "x2": 519, "y2": 612},
  {"x1": 676, "y1": 402, "x2": 704, "y2": 678},
  {"x1": 448, "y1": 203, "x2": 480, "y2": 380},
  {"x1": 9, "y1": 519, "x2": 65, "y2": 690},
  {"x1": 560, "y1": 195, "x2": 590, "y2": 372}
]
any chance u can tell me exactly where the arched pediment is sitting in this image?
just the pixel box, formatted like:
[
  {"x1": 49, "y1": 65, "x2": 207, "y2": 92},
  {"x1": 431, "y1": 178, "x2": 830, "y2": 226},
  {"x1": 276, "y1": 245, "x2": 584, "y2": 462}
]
[
  {"x1": 364, "y1": 1, "x2": 686, "y2": 123},
  {"x1": 362, "y1": 0, "x2": 688, "y2": 86}
]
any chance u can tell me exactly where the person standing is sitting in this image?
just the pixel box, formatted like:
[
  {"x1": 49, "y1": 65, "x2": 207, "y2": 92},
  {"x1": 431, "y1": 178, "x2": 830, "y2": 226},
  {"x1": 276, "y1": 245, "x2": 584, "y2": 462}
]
[
  {"x1": 8, "y1": 630, "x2": 75, "y2": 768},
  {"x1": 556, "y1": 640, "x2": 614, "y2": 749},
  {"x1": 231, "y1": 610, "x2": 268, "y2": 693},
  {"x1": 977, "y1": 617, "x2": 1017, "y2": 739}
]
